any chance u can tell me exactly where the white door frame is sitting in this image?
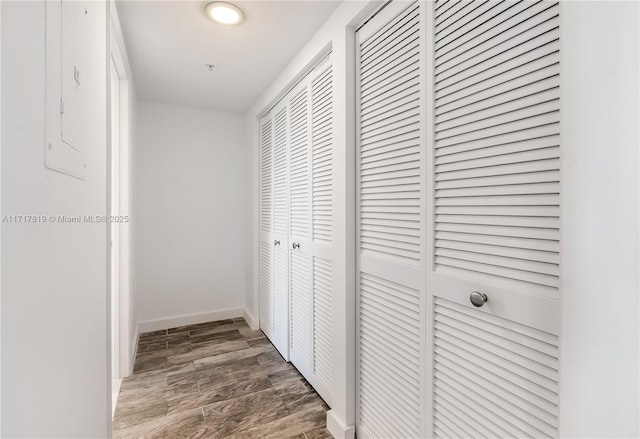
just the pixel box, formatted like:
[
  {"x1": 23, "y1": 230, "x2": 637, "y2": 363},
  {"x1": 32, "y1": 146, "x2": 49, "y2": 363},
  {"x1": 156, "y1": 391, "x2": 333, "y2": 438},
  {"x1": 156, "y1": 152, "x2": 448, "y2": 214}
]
[
  {"x1": 109, "y1": 4, "x2": 133, "y2": 378},
  {"x1": 110, "y1": 54, "x2": 121, "y2": 385},
  {"x1": 0, "y1": 0, "x2": 3, "y2": 432}
]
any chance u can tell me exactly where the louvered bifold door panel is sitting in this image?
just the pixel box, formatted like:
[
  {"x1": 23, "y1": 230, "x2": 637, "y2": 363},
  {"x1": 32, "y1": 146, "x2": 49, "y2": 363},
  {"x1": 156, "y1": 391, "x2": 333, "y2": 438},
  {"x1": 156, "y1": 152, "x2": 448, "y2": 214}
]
[
  {"x1": 259, "y1": 115, "x2": 273, "y2": 338},
  {"x1": 311, "y1": 62, "x2": 333, "y2": 244},
  {"x1": 309, "y1": 57, "x2": 334, "y2": 405},
  {"x1": 359, "y1": 1, "x2": 422, "y2": 265},
  {"x1": 288, "y1": 83, "x2": 313, "y2": 379},
  {"x1": 313, "y1": 256, "x2": 333, "y2": 401},
  {"x1": 259, "y1": 240, "x2": 273, "y2": 339},
  {"x1": 359, "y1": 273, "x2": 421, "y2": 439},
  {"x1": 356, "y1": 2, "x2": 427, "y2": 438},
  {"x1": 433, "y1": 0, "x2": 561, "y2": 298},
  {"x1": 271, "y1": 103, "x2": 290, "y2": 360},
  {"x1": 433, "y1": 298, "x2": 559, "y2": 439},
  {"x1": 427, "y1": 1, "x2": 562, "y2": 438}
]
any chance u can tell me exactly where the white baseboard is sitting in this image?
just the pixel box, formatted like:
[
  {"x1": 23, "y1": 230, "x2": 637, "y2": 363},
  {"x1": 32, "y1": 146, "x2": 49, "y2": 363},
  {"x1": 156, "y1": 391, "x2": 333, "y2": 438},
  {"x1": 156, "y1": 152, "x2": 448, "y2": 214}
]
[
  {"x1": 243, "y1": 309, "x2": 259, "y2": 330},
  {"x1": 138, "y1": 307, "x2": 244, "y2": 334},
  {"x1": 326, "y1": 410, "x2": 355, "y2": 439}
]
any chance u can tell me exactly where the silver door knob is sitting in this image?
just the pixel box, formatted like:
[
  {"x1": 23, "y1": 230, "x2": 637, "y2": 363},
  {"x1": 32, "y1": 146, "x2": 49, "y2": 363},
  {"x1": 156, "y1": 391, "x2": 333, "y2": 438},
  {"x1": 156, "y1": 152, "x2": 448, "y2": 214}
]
[
  {"x1": 470, "y1": 291, "x2": 488, "y2": 307},
  {"x1": 292, "y1": 242, "x2": 300, "y2": 250},
  {"x1": 274, "y1": 240, "x2": 280, "y2": 246}
]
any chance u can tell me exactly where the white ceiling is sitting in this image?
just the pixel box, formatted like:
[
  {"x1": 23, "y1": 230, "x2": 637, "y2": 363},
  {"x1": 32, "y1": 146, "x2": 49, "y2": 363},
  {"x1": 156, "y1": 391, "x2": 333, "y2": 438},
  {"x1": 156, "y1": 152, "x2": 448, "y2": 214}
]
[{"x1": 116, "y1": 1, "x2": 341, "y2": 113}]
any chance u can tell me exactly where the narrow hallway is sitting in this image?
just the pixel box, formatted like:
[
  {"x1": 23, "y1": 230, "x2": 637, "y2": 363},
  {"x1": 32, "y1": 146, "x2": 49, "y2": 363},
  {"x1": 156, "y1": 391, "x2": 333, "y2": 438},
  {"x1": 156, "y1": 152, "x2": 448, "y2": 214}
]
[
  {"x1": 1, "y1": 0, "x2": 638, "y2": 437},
  {"x1": 113, "y1": 318, "x2": 331, "y2": 438}
]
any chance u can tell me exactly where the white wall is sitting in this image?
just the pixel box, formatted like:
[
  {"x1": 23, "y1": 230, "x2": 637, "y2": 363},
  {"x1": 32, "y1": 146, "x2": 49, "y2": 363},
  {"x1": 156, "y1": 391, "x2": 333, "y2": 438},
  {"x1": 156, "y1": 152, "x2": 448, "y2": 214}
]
[
  {"x1": 243, "y1": 113, "x2": 259, "y2": 326},
  {"x1": 560, "y1": 1, "x2": 639, "y2": 437},
  {"x1": 135, "y1": 101, "x2": 247, "y2": 328},
  {"x1": 1, "y1": 1, "x2": 109, "y2": 437}
]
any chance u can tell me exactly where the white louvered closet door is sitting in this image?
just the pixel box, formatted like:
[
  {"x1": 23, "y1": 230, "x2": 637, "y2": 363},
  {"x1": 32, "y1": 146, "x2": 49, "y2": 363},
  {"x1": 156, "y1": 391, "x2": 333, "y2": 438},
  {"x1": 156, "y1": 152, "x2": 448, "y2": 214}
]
[
  {"x1": 427, "y1": 1, "x2": 561, "y2": 438},
  {"x1": 288, "y1": 80, "x2": 314, "y2": 380},
  {"x1": 288, "y1": 55, "x2": 335, "y2": 407},
  {"x1": 259, "y1": 114, "x2": 274, "y2": 340},
  {"x1": 309, "y1": 56, "x2": 334, "y2": 405},
  {"x1": 356, "y1": 3, "x2": 427, "y2": 438},
  {"x1": 271, "y1": 101, "x2": 290, "y2": 361}
]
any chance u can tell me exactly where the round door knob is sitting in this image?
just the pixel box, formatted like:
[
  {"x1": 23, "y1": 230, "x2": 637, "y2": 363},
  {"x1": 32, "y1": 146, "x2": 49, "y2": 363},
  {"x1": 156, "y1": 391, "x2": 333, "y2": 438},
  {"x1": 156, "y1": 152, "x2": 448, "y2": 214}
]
[
  {"x1": 292, "y1": 242, "x2": 300, "y2": 250},
  {"x1": 273, "y1": 240, "x2": 280, "y2": 246},
  {"x1": 470, "y1": 291, "x2": 488, "y2": 308}
]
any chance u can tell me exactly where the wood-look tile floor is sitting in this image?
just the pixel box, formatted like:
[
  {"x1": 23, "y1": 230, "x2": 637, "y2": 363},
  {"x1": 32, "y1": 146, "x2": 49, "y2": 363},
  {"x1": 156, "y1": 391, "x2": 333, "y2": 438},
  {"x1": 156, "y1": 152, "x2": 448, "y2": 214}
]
[{"x1": 113, "y1": 318, "x2": 332, "y2": 439}]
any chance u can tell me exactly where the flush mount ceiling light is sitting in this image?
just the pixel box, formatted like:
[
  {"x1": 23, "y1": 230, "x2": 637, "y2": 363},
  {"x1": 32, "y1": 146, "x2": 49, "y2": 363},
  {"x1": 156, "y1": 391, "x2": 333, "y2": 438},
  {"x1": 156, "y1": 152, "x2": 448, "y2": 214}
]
[{"x1": 205, "y1": 2, "x2": 245, "y2": 25}]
